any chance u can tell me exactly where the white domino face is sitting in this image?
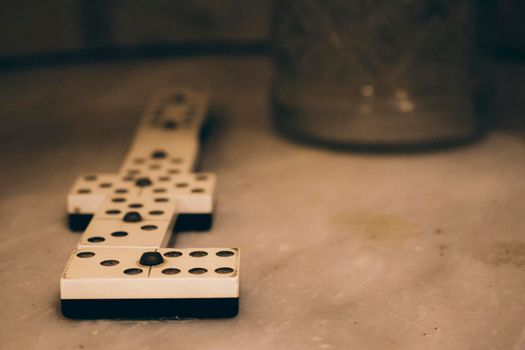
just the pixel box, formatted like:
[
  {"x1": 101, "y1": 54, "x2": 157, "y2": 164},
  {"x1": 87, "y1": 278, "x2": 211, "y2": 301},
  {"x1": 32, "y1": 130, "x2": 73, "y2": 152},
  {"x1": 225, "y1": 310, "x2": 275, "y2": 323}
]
[
  {"x1": 61, "y1": 88, "x2": 240, "y2": 318},
  {"x1": 93, "y1": 194, "x2": 178, "y2": 221},
  {"x1": 140, "y1": 173, "x2": 216, "y2": 213},
  {"x1": 67, "y1": 87, "x2": 212, "y2": 217},
  {"x1": 78, "y1": 218, "x2": 174, "y2": 249},
  {"x1": 61, "y1": 248, "x2": 239, "y2": 299},
  {"x1": 69, "y1": 172, "x2": 215, "y2": 215},
  {"x1": 68, "y1": 173, "x2": 140, "y2": 214}
]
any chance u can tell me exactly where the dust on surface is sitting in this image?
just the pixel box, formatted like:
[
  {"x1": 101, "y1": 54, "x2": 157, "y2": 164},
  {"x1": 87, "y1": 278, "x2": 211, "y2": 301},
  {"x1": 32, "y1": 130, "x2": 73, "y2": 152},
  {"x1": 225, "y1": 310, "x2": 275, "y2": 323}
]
[
  {"x1": 478, "y1": 242, "x2": 525, "y2": 268},
  {"x1": 438, "y1": 244, "x2": 448, "y2": 257}
]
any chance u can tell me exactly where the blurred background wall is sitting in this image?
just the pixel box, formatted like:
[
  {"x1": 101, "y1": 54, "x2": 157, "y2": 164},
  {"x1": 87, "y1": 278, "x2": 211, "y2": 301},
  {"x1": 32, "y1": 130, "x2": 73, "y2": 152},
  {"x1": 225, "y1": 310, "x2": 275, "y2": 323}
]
[
  {"x1": 0, "y1": 0, "x2": 270, "y2": 57},
  {"x1": 0, "y1": 0, "x2": 523, "y2": 60}
]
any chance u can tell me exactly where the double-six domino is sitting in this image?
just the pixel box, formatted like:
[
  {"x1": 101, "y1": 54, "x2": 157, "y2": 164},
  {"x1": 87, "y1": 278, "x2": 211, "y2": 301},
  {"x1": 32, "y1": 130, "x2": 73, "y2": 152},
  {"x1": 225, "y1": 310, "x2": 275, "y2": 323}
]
[{"x1": 60, "y1": 88, "x2": 240, "y2": 318}]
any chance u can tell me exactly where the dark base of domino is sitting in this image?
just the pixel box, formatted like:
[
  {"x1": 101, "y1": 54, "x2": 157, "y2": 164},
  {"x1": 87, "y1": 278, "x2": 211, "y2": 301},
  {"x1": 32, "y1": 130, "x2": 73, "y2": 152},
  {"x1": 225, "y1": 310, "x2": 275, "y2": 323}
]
[
  {"x1": 61, "y1": 298, "x2": 238, "y2": 319},
  {"x1": 68, "y1": 214, "x2": 94, "y2": 232},
  {"x1": 68, "y1": 213, "x2": 213, "y2": 232}
]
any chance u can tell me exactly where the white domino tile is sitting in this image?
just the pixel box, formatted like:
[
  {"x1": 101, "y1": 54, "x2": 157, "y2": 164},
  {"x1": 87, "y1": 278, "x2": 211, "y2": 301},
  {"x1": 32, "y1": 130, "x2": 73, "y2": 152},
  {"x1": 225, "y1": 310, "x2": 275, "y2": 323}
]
[
  {"x1": 78, "y1": 218, "x2": 173, "y2": 249},
  {"x1": 67, "y1": 87, "x2": 212, "y2": 217},
  {"x1": 61, "y1": 88, "x2": 239, "y2": 317},
  {"x1": 61, "y1": 248, "x2": 239, "y2": 299}
]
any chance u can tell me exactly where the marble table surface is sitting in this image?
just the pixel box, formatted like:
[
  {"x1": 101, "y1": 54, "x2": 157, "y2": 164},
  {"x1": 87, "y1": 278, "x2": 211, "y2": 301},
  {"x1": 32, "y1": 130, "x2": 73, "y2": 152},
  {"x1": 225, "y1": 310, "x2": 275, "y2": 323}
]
[{"x1": 0, "y1": 57, "x2": 524, "y2": 350}]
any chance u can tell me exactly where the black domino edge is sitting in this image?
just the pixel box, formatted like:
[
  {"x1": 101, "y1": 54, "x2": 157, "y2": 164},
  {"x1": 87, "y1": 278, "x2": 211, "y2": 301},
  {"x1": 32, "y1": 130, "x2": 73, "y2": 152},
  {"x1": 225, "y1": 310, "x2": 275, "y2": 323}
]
[
  {"x1": 61, "y1": 298, "x2": 238, "y2": 319},
  {"x1": 68, "y1": 214, "x2": 94, "y2": 232},
  {"x1": 174, "y1": 213, "x2": 213, "y2": 232},
  {"x1": 68, "y1": 213, "x2": 213, "y2": 232}
]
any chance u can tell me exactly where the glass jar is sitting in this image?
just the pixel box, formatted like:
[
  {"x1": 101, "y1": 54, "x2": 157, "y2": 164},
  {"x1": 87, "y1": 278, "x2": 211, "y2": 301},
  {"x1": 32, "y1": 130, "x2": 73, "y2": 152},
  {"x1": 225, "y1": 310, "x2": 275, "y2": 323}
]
[{"x1": 272, "y1": 0, "x2": 482, "y2": 150}]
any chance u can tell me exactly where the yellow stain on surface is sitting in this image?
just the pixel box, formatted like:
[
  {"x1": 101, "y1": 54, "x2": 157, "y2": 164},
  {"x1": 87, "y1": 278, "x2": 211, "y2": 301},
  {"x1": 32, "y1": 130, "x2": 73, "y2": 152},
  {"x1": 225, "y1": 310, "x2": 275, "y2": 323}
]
[{"x1": 331, "y1": 210, "x2": 420, "y2": 242}]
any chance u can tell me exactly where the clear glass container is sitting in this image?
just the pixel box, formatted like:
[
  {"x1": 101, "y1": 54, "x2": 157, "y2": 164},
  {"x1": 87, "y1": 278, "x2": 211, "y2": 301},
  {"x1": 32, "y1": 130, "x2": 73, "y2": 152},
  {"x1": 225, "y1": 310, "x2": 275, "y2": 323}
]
[{"x1": 272, "y1": 0, "x2": 482, "y2": 150}]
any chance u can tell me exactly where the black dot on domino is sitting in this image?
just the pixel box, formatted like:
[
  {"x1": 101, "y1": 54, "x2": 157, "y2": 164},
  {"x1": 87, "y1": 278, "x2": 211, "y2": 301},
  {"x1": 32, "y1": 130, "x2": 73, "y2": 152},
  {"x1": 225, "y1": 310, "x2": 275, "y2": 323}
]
[
  {"x1": 216, "y1": 250, "x2": 235, "y2": 257},
  {"x1": 77, "y1": 252, "x2": 95, "y2": 258},
  {"x1": 100, "y1": 260, "x2": 119, "y2": 266},
  {"x1": 173, "y1": 93, "x2": 186, "y2": 104},
  {"x1": 163, "y1": 120, "x2": 178, "y2": 130},
  {"x1": 189, "y1": 251, "x2": 208, "y2": 257},
  {"x1": 123, "y1": 211, "x2": 142, "y2": 222},
  {"x1": 151, "y1": 150, "x2": 167, "y2": 159},
  {"x1": 215, "y1": 267, "x2": 234, "y2": 274},
  {"x1": 111, "y1": 231, "x2": 128, "y2": 237},
  {"x1": 105, "y1": 209, "x2": 121, "y2": 215},
  {"x1": 164, "y1": 251, "x2": 182, "y2": 257},
  {"x1": 139, "y1": 252, "x2": 164, "y2": 266},
  {"x1": 135, "y1": 177, "x2": 152, "y2": 187}
]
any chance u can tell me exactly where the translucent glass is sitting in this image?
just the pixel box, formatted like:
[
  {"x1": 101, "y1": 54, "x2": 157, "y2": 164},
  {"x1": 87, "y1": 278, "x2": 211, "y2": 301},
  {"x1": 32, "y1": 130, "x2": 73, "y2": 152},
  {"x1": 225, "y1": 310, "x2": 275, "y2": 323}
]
[{"x1": 272, "y1": 0, "x2": 480, "y2": 149}]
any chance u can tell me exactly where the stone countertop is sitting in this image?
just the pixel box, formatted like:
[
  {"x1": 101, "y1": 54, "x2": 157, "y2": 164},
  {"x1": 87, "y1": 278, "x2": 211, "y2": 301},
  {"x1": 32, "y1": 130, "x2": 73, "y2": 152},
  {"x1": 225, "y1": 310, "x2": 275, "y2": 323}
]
[{"x1": 0, "y1": 57, "x2": 524, "y2": 350}]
